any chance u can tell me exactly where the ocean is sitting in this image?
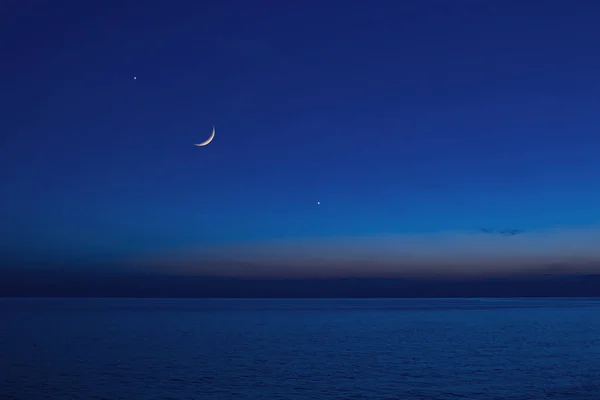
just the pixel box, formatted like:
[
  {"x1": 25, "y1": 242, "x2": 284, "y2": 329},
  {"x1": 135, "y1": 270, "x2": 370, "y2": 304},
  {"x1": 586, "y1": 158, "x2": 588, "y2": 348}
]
[{"x1": 1, "y1": 298, "x2": 599, "y2": 399}]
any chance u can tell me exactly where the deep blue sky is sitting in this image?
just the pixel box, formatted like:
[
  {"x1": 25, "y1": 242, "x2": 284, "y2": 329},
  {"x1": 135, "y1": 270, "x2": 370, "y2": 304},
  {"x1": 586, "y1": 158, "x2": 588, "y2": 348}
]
[{"x1": 2, "y1": 1, "x2": 600, "y2": 278}]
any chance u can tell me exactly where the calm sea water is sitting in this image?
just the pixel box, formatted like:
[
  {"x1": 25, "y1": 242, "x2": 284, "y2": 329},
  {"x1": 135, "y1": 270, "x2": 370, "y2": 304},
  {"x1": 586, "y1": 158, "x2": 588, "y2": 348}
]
[{"x1": 1, "y1": 298, "x2": 599, "y2": 400}]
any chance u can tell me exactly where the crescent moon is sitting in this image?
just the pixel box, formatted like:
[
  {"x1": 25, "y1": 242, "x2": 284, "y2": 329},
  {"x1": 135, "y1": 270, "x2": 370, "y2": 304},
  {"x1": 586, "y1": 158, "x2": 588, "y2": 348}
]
[{"x1": 194, "y1": 126, "x2": 215, "y2": 147}]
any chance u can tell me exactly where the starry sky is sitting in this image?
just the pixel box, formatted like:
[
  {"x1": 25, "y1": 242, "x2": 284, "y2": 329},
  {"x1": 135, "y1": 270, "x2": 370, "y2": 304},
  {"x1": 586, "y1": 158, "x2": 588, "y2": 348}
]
[{"x1": 2, "y1": 0, "x2": 600, "y2": 283}]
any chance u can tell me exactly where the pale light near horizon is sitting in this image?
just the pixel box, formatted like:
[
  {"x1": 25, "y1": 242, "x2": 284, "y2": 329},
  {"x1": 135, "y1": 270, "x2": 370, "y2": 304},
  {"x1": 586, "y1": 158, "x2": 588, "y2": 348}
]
[{"x1": 138, "y1": 225, "x2": 600, "y2": 278}]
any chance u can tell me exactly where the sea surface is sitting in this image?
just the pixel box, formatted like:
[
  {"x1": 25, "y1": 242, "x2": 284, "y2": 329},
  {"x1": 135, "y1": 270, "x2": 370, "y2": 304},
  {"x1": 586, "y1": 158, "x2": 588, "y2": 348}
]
[{"x1": 1, "y1": 298, "x2": 599, "y2": 400}]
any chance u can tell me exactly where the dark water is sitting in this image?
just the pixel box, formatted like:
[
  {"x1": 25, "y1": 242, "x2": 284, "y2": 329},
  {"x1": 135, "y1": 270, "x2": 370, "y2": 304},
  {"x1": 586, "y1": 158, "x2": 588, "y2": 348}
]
[{"x1": 1, "y1": 298, "x2": 599, "y2": 399}]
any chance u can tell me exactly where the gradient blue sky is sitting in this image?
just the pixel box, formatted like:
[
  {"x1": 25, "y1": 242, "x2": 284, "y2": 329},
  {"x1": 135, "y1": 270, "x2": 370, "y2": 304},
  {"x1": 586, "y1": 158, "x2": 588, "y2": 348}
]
[{"x1": 2, "y1": 1, "x2": 600, "y2": 277}]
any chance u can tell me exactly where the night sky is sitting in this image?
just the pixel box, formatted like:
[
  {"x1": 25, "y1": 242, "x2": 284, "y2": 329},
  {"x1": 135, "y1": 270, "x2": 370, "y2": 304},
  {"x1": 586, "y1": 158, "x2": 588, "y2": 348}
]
[{"x1": 2, "y1": 1, "x2": 600, "y2": 295}]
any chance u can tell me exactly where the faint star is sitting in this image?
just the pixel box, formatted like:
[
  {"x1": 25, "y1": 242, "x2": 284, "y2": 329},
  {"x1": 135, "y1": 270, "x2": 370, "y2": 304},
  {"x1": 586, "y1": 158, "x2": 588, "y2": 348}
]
[
  {"x1": 317, "y1": 201, "x2": 320, "y2": 205},
  {"x1": 133, "y1": 76, "x2": 137, "y2": 80}
]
